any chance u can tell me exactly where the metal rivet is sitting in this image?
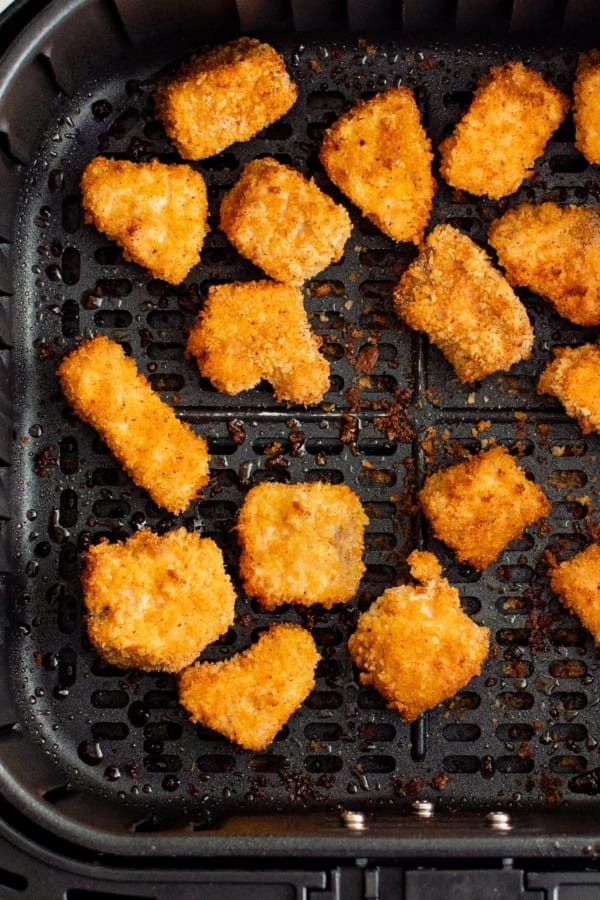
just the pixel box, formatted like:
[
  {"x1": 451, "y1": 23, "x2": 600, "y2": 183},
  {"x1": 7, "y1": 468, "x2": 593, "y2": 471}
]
[
  {"x1": 486, "y1": 811, "x2": 512, "y2": 831},
  {"x1": 340, "y1": 809, "x2": 366, "y2": 831},
  {"x1": 411, "y1": 800, "x2": 434, "y2": 818}
]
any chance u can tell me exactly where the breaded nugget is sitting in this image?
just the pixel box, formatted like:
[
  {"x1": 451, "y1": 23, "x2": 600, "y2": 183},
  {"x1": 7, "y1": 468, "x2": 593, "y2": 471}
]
[
  {"x1": 154, "y1": 38, "x2": 297, "y2": 160},
  {"x1": 348, "y1": 550, "x2": 489, "y2": 721},
  {"x1": 238, "y1": 483, "x2": 368, "y2": 610},
  {"x1": 58, "y1": 336, "x2": 209, "y2": 514},
  {"x1": 551, "y1": 544, "x2": 600, "y2": 644},
  {"x1": 489, "y1": 203, "x2": 600, "y2": 326},
  {"x1": 81, "y1": 157, "x2": 208, "y2": 285},
  {"x1": 574, "y1": 50, "x2": 600, "y2": 164},
  {"x1": 439, "y1": 61, "x2": 569, "y2": 199},
  {"x1": 178, "y1": 624, "x2": 319, "y2": 750},
  {"x1": 319, "y1": 87, "x2": 434, "y2": 244},
  {"x1": 394, "y1": 225, "x2": 533, "y2": 382},
  {"x1": 219, "y1": 158, "x2": 351, "y2": 284},
  {"x1": 539, "y1": 345, "x2": 600, "y2": 435},
  {"x1": 419, "y1": 446, "x2": 550, "y2": 570},
  {"x1": 187, "y1": 280, "x2": 329, "y2": 405},
  {"x1": 83, "y1": 528, "x2": 236, "y2": 672}
]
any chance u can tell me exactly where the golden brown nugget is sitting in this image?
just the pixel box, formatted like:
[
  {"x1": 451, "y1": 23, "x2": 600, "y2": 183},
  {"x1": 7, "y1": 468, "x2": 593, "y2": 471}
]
[
  {"x1": 83, "y1": 529, "x2": 236, "y2": 672},
  {"x1": 348, "y1": 551, "x2": 490, "y2": 721},
  {"x1": 178, "y1": 624, "x2": 319, "y2": 750},
  {"x1": 58, "y1": 336, "x2": 209, "y2": 514},
  {"x1": 187, "y1": 281, "x2": 329, "y2": 405},
  {"x1": 551, "y1": 545, "x2": 600, "y2": 644},
  {"x1": 81, "y1": 157, "x2": 208, "y2": 285},
  {"x1": 319, "y1": 87, "x2": 434, "y2": 244},
  {"x1": 419, "y1": 446, "x2": 550, "y2": 571},
  {"x1": 439, "y1": 62, "x2": 569, "y2": 198},
  {"x1": 238, "y1": 483, "x2": 368, "y2": 610},
  {"x1": 489, "y1": 203, "x2": 600, "y2": 326},
  {"x1": 538, "y1": 345, "x2": 600, "y2": 435},
  {"x1": 574, "y1": 51, "x2": 600, "y2": 164},
  {"x1": 394, "y1": 225, "x2": 534, "y2": 382},
  {"x1": 219, "y1": 158, "x2": 351, "y2": 284},
  {"x1": 154, "y1": 38, "x2": 297, "y2": 160}
]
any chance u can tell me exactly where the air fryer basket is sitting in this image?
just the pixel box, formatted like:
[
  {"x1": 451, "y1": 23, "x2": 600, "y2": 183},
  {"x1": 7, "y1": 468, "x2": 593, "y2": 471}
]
[{"x1": 2, "y1": 0, "x2": 600, "y2": 864}]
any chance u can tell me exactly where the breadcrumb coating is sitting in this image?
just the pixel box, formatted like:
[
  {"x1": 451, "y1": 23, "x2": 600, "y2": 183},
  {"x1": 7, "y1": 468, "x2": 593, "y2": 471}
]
[
  {"x1": 83, "y1": 529, "x2": 236, "y2": 672},
  {"x1": 319, "y1": 86, "x2": 434, "y2": 244},
  {"x1": 81, "y1": 157, "x2": 208, "y2": 285},
  {"x1": 57, "y1": 336, "x2": 209, "y2": 514},
  {"x1": 488, "y1": 203, "x2": 600, "y2": 326},
  {"x1": 439, "y1": 61, "x2": 569, "y2": 199},
  {"x1": 219, "y1": 158, "x2": 352, "y2": 284},
  {"x1": 154, "y1": 38, "x2": 297, "y2": 160},
  {"x1": 419, "y1": 446, "x2": 550, "y2": 571},
  {"x1": 394, "y1": 224, "x2": 533, "y2": 382},
  {"x1": 348, "y1": 550, "x2": 490, "y2": 721},
  {"x1": 187, "y1": 280, "x2": 329, "y2": 405},
  {"x1": 238, "y1": 482, "x2": 368, "y2": 610},
  {"x1": 178, "y1": 624, "x2": 319, "y2": 750},
  {"x1": 574, "y1": 50, "x2": 600, "y2": 164},
  {"x1": 551, "y1": 545, "x2": 600, "y2": 644},
  {"x1": 538, "y1": 344, "x2": 600, "y2": 435}
]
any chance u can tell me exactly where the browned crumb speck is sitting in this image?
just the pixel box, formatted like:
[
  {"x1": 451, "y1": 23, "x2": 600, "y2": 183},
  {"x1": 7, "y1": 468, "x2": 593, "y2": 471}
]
[
  {"x1": 419, "y1": 446, "x2": 550, "y2": 570},
  {"x1": 83, "y1": 528, "x2": 235, "y2": 672},
  {"x1": 348, "y1": 550, "x2": 490, "y2": 721},
  {"x1": 187, "y1": 280, "x2": 329, "y2": 405},
  {"x1": 439, "y1": 61, "x2": 569, "y2": 198},
  {"x1": 539, "y1": 344, "x2": 600, "y2": 435},
  {"x1": 319, "y1": 86, "x2": 434, "y2": 244},
  {"x1": 154, "y1": 37, "x2": 297, "y2": 160},
  {"x1": 57, "y1": 336, "x2": 209, "y2": 514},
  {"x1": 178, "y1": 624, "x2": 319, "y2": 750},
  {"x1": 394, "y1": 224, "x2": 534, "y2": 382},
  {"x1": 551, "y1": 544, "x2": 600, "y2": 645},
  {"x1": 574, "y1": 50, "x2": 600, "y2": 164},
  {"x1": 80, "y1": 157, "x2": 208, "y2": 285}
]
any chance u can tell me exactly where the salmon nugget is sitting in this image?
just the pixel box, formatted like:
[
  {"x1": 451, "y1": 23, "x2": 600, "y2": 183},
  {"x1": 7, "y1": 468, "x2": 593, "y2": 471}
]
[
  {"x1": 419, "y1": 446, "x2": 550, "y2": 571},
  {"x1": 551, "y1": 545, "x2": 600, "y2": 644},
  {"x1": 154, "y1": 38, "x2": 297, "y2": 160},
  {"x1": 574, "y1": 50, "x2": 600, "y2": 164},
  {"x1": 238, "y1": 483, "x2": 368, "y2": 610},
  {"x1": 219, "y1": 158, "x2": 351, "y2": 284},
  {"x1": 178, "y1": 624, "x2": 319, "y2": 750},
  {"x1": 81, "y1": 157, "x2": 208, "y2": 285},
  {"x1": 187, "y1": 281, "x2": 329, "y2": 405},
  {"x1": 539, "y1": 345, "x2": 600, "y2": 435},
  {"x1": 489, "y1": 203, "x2": 600, "y2": 326},
  {"x1": 394, "y1": 225, "x2": 533, "y2": 383},
  {"x1": 439, "y1": 61, "x2": 569, "y2": 199},
  {"x1": 58, "y1": 337, "x2": 209, "y2": 514},
  {"x1": 83, "y1": 529, "x2": 236, "y2": 672},
  {"x1": 319, "y1": 87, "x2": 434, "y2": 244},
  {"x1": 348, "y1": 551, "x2": 489, "y2": 721}
]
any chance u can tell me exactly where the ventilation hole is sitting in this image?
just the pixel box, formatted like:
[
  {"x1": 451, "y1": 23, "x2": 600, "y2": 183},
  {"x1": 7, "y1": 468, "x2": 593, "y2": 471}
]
[
  {"x1": 144, "y1": 754, "x2": 182, "y2": 773},
  {"x1": 62, "y1": 194, "x2": 81, "y2": 232},
  {"x1": 549, "y1": 660, "x2": 587, "y2": 678},
  {"x1": 146, "y1": 341, "x2": 183, "y2": 360},
  {"x1": 316, "y1": 658, "x2": 342, "y2": 682},
  {"x1": 442, "y1": 723, "x2": 481, "y2": 742},
  {"x1": 496, "y1": 628, "x2": 531, "y2": 646},
  {"x1": 305, "y1": 438, "x2": 344, "y2": 455},
  {"x1": 365, "y1": 532, "x2": 397, "y2": 552},
  {"x1": 359, "y1": 468, "x2": 397, "y2": 485},
  {"x1": 496, "y1": 756, "x2": 534, "y2": 774},
  {"x1": 359, "y1": 280, "x2": 395, "y2": 300},
  {"x1": 446, "y1": 216, "x2": 478, "y2": 233},
  {"x1": 549, "y1": 723, "x2": 588, "y2": 743},
  {"x1": 357, "y1": 687, "x2": 387, "y2": 710},
  {"x1": 201, "y1": 151, "x2": 239, "y2": 172},
  {"x1": 195, "y1": 754, "x2": 235, "y2": 773},
  {"x1": 43, "y1": 782, "x2": 75, "y2": 804},
  {"x1": 446, "y1": 691, "x2": 480, "y2": 711},
  {"x1": 551, "y1": 441, "x2": 587, "y2": 458},
  {"x1": 363, "y1": 501, "x2": 395, "y2": 520},
  {"x1": 321, "y1": 341, "x2": 344, "y2": 360},
  {"x1": 148, "y1": 373, "x2": 185, "y2": 392},
  {"x1": 94, "y1": 309, "x2": 133, "y2": 328},
  {"x1": 499, "y1": 691, "x2": 534, "y2": 710},
  {"x1": 460, "y1": 596, "x2": 481, "y2": 616},
  {"x1": 305, "y1": 468, "x2": 344, "y2": 484},
  {"x1": 549, "y1": 470, "x2": 587, "y2": 489},
  {"x1": 552, "y1": 691, "x2": 587, "y2": 711},
  {"x1": 306, "y1": 691, "x2": 343, "y2": 710},
  {"x1": 502, "y1": 661, "x2": 533, "y2": 678},
  {"x1": 144, "y1": 690, "x2": 178, "y2": 709},
  {"x1": 304, "y1": 755, "x2": 343, "y2": 773},
  {"x1": 201, "y1": 246, "x2": 239, "y2": 266},
  {"x1": 92, "y1": 467, "x2": 129, "y2": 486},
  {"x1": 147, "y1": 309, "x2": 184, "y2": 329},
  {"x1": 197, "y1": 500, "x2": 237, "y2": 520},
  {"x1": 61, "y1": 245, "x2": 80, "y2": 285},
  {"x1": 306, "y1": 90, "x2": 346, "y2": 112},
  {"x1": 357, "y1": 754, "x2": 395, "y2": 773},
  {"x1": 328, "y1": 374, "x2": 344, "y2": 393},
  {"x1": 551, "y1": 755, "x2": 587, "y2": 774},
  {"x1": 251, "y1": 754, "x2": 287, "y2": 772},
  {"x1": 498, "y1": 595, "x2": 532, "y2": 614},
  {"x1": 548, "y1": 153, "x2": 587, "y2": 174},
  {"x1": 496, "y1": 724, "x2": 535, "y2": 742},
  {"x1": 357, "y1": 439, "x2": 397, "y2": 456},
  {"x1": 59, "y1": 436, "x2": 78, "y2": 474},
  {"x1": 59, "y1": 488, "x2": 78, "y2": 527},
  {"x1": 554, "y1": 500, "x2": 588, "y2": 521},
  {"x1": 252, "y1": 438, "x2": 291, "y2": 455},
  {"x1": 495, "y1": 565, "x2": 533, "y2": 584},
  {"x1": 359, "y1": 311, "x2": 394, "y2": 329},
  {"x1": 92, "y1": 498, "x2": 130, "y2": 518},
  {"x1": 91, "y1": 690, "x2": 128, "y2": 709},
  {"x1": 91, "y1": 722, "x2": 129, "y2": 741},
  {"x1": 58, "y1": 542, "x2": 79, "y2": 581},
  {"x1": 94, "y1": 245, "x2": 123, "y2": 265},
  {"x1": 0, "y1": 869, "x2": 27, "y2": 891},
  {"x1": 61, "y1": 298, "x2": 79, "y2": 337},
  {"x1": 251, "y1": 468, "x2": 291, "y2": 485},
  {"x1": 357, "y1": 723, "x2": 396, "y2": 742},
  {"x1": 312, "y1": 626, "x2": 344, "y2": 647},
  {"x1": 363, "y1": 564, "x2": 397, "y2": 584},
  {"x1": 95, "y1": 277, "x2": 132, "y2": 298},
  {"x1": 359, "y1": 248, "x2": 408, "y2": 268},
  {"x1": 305, "y1": 722, "x2": 343, "y2": 742},
  {"x1": 550, "y1": 628, "x2": 588, "y2": 647},
  {"x1": 443, "y1": 755, "x2": 480, "y2": 774}
]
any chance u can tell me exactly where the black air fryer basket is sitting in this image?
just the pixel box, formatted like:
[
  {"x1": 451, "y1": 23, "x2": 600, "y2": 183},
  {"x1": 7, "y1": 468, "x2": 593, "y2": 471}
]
[{"x1": 3, "y1": 0, "x2": 600, "y2": 894}]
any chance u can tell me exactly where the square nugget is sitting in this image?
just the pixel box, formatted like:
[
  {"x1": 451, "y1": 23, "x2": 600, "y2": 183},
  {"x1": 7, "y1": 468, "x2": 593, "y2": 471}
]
[
  {"x1": 539, "y1": 344, "x2": 600, "y2": 435},
  {"x1": 219, "y1": 157, "x2": 352, "y2": 284},
  {"x1": 551, "y1": 544, "x2": 600, "y2": 644},
  {"x1": 574, "y1": 50, "x2": 600, "y2": 164},
  {"x1": 419, "y1": 446, "x2": 550, "y2": 570}
]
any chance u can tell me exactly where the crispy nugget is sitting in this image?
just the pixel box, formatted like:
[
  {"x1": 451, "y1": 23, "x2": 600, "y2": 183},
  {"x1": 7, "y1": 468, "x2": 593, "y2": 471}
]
[
  {"x1": 488, "y1": 203, "x2": 600, "y2": 326},
  {"x1": 539, "y1": 345, "x2": 600, "y2": 435},
  {"x1": 551, "y1": 544, "x2": 600, "y2": 644},
  {"x1": 394, "y1": 225, "x2": 533, "y2": 382},
  {"x1": 187, "y1": 281, "x2": 329, "y2": 405},
  {"x1": 81, "y1": 157, "x2": 208, "y2": 285},
  {"x1": 319, "y1": 87, "x2": 434, "y2": 244},
  {"x1": 58, "y1": 337, "x2": 209, "y2": 514},
  {"x1": 219, "y1": 158, "x2": 351, "y2": 284},
  {"x1": 178, "y1": 624, "x2": 319, "y2": 750},
  {"x1": 238, "y1": 483, "x2": 368, "y2": 610},
  {"x1": 419, "y1": 446, "x2": 550, "y2": 571},
  {"x1": 439, "y1": 62, "x2": 569, "y2": 199},
  {"x1": 83, "y1": 528, "x2": 235, "y2": 672},
  {"x1": 154, "y1": 38, "x2": 297, "y2": 160},
  {"x1": 574, "y1": 51, "x2": 600, "y2": 164},
  {"x1": 348, "y1": 551, "x2": 489, "y2": 721}
]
